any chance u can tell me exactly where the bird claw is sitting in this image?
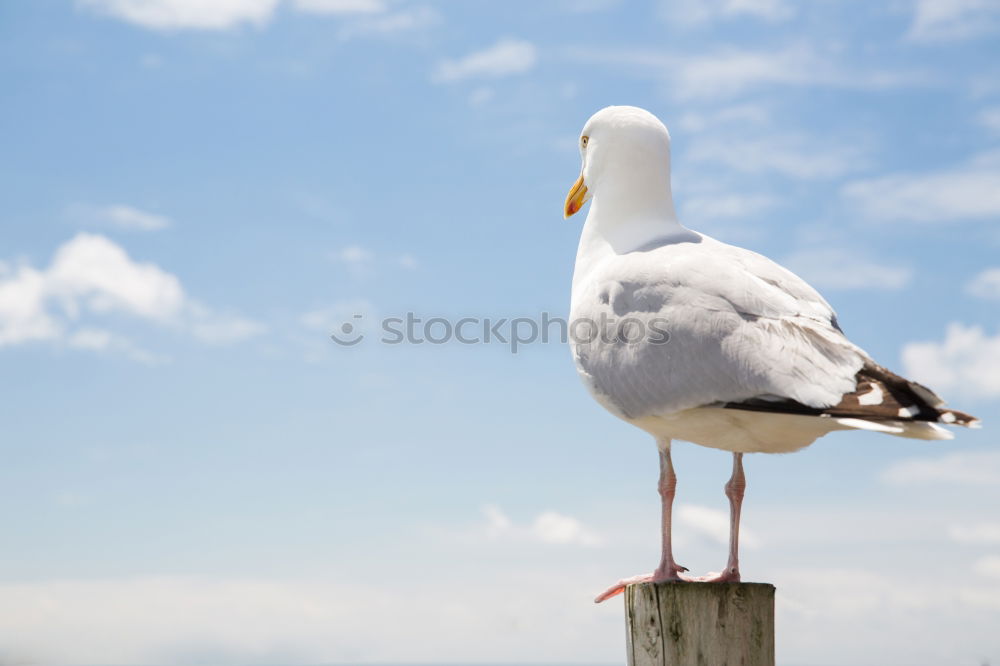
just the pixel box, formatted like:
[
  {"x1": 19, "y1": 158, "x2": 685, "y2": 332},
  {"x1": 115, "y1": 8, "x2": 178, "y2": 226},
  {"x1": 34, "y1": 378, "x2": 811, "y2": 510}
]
[{"x1": 593, "y1": 566, "x2": 692, "y2": 603}]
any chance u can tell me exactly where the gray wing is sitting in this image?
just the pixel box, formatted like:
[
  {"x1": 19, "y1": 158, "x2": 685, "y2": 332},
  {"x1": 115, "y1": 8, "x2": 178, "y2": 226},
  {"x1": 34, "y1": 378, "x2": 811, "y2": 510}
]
[{"x1": 572, "y1": 236, "x2": 868, "y2": 418}]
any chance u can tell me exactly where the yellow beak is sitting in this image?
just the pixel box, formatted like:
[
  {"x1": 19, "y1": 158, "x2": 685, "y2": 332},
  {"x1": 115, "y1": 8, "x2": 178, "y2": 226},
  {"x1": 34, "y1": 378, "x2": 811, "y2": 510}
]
[{"x1": 564, "y1": 174, "x2": 589, "y2": 218}]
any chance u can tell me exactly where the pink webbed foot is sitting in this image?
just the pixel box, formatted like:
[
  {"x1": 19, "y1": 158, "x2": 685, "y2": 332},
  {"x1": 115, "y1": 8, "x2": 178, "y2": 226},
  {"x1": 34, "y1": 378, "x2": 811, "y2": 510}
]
[{"x1": 593, "y1": 564, "x2": 690, "y2": 603}]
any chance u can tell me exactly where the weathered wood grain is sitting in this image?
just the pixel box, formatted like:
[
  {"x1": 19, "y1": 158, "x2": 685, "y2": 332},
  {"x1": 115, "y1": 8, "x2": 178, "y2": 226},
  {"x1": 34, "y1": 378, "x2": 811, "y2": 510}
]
[{"x1": 624, "y1": 582, "x2": 775, "y2": 666}]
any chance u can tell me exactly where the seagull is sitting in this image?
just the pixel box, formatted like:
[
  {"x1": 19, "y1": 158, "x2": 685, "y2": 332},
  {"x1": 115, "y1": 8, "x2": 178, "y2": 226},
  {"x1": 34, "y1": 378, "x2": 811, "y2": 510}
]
[{"x1": 563, "y1": 105, "x2": 980, "y2": 604}]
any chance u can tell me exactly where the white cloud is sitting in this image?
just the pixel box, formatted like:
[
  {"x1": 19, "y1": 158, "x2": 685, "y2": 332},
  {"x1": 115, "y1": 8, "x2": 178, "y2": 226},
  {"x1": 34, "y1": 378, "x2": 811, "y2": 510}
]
[
  {"x1": 842, "y1": 151, "x2": 1000, "y2": 223},
  {"x1": 49, "y1": 233, "x2": 185, "y2": 321},
  {"x1": 687, "y1": 132, "x2": 862, "y2": 179},
  {"x1": 908, "y1": 0, "x2": 1000, "y2": 42},
  {"x1": 782, "y1": 248, "x2": 913, "y2": 291},
  {"x1": 531, "y1": 511, "x2": 602, "y2": 546},
  {"x1": 881, "y1": 451, "x2": 1000, "y2": 485},
  {"x1": 433, "y1": 39, "x2": 538, "y2": 83},
  {"x1": 567, "y1": 44, "x2": 925, "y2": 100},
  {"x1": 681, "y1": 194, "x2": 775, "y2": 220},
  {"x1": 902, "y1": 322, "x2": 1000, "y2": 397},
  {"x1": 398, "y1": 253, "x2": 418, "y2": 269},
  {"x1": 966, "y1": 267, "x2": 1000, "y2": 300},
  {"x1": 480, "y1": 504, "x2": 602, "y2": 547},
  {"x1": 949, "y1": 522, "x2": 1000, "y2": 544},
  {"x1": 0, "y1": 233, "x2": 262, "y2": 356},
  {"x1": 662, "y1": 0, "x2": 792, "y2": 25},
  {"x1": 78, "y1": 0, "x2": 398, "y2": 31},
  {"x1": 676, "y1": 504, "x2": 759, "y2": 548},
  {"x1": 78, "y1": 0, "x2": 280, "y2": 30},
  {"x1": 0, "y1": 265, "x2": 61, "y2": 346},
  {"x1": 82, "y1": 204, "x2": 171, "y2": 231},
  {"x1": 100, "y1": 204, "x2": 170, "y2": 231},
  {"x1": 293, "y1": 0, "x2": 384, "y2": 13},
  {"x1": 973, "y1": 555, "x2": 1000, "y2": 579}
]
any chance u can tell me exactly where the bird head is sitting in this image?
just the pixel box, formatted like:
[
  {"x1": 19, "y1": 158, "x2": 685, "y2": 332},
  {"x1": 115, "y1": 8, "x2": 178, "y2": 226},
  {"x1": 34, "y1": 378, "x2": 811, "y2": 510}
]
[{"x1": 564, "y1": 105, "x2": 673, "y2": 219}]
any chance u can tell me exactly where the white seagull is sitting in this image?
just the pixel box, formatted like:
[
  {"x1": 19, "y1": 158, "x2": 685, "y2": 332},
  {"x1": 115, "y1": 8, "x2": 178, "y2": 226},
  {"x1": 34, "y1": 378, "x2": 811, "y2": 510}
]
[{"x1": 563, "y1": 106, "x2": 980, "y2": 603}]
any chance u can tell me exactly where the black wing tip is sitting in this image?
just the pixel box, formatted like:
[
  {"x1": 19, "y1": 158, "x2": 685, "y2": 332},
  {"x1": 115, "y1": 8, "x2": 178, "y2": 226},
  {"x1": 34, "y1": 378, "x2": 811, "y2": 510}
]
[
  {"x1": 722, "y1": 361, "x2": 981, "y2": 430},
  {"x1": 936, "y1": 408, "x2": 981, "y2": 428}
]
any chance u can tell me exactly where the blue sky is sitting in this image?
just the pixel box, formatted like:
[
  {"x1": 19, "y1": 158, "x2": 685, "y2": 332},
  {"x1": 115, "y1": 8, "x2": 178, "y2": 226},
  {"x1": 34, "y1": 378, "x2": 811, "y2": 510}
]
[{"x1": 1, "y1": 0, "x2": 1000, "y2": 664}]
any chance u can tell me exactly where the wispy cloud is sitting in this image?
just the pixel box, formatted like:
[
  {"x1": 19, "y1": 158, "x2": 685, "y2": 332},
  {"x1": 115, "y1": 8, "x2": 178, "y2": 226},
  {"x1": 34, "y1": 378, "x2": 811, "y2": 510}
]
[
  {"x1": 336, "y1": 245, "x2": 373, "y2": 265},
  {"x1": 949, "y1": 522, "x2": 1000, "y2": 544},
  {"x1": 77, "y1": 0, "x2": 281, "y2": 30},
  {"x1": 79, "y1": 0, "x2": 390, "y2": 31},
  {"x1": 974, "y1": 555, "x2": 1000, "y2": 579},
  {"x1": 336, "y1": 6, "x2": 438, "y2": 40},
  {"x1": 330, "y1": 246, "x2": 416, "y2": 276},
  {"x1": 433, "y1": 39, "x2": 537, "y2": 83},
  {"x1": 292, "y1": 0, "x2": 384, "y2": 14},
  {"x1": 907, "y1": 0, "x2": 1000, "y2": 42},
  {"x1": 881, "y1": 451, "x2": 1000, "y2": 485},
  {"x1": 71, "y1": 203, "x2": 172, "y2": 231},
  {"x1": 687, "y1": 131, "x2": 863, "y2": 179},
  {"x1": 966, "y1": 267, "x2": 1000, "y2": 300},
  {"x1": 187, "y1": 304, "x2": 265, "y2": 344},
  {"x1": 660, "y1": 0, "x2": 793, "y2": 25},
  {"x1": 66, "y1": 327, "x2": 165, "y2": 363},
  {"x1": 842, "y1": 150, "x2": 1000, "y2": 223},
  {"x1": 782, "y1": 248, "x2": 912, "y2": 291},
  {"x1": 676, "y1": 103, "x2": 771, "y2": 133},
  {"x1": 0, "y1": 233, "x2": 262, "y2": 357},
  {"x1": 566, "y1": 43, "x2": 926, "y2": 100},
  {"x1": 902, "y1": 322, "x2": 1000, "y2": 397},
  {"x1": 481, "y1": 504, "x2": 602, "y2": 547},
  {"x1": 676, "y1": 504, "x2": 759, "y2": 548},
  {"x1": 331, "y1": 244, "x2": 374, "y2": 278},
  {"x1": 681, "y1": 193, "x2": 776, "y2": 220}
]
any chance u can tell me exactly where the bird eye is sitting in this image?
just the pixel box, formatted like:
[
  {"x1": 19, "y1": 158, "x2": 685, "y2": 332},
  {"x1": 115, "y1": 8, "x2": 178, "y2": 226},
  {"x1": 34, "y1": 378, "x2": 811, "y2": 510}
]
[{"x1": 581, "y1": 136, "x2": 589, "y2": 148}]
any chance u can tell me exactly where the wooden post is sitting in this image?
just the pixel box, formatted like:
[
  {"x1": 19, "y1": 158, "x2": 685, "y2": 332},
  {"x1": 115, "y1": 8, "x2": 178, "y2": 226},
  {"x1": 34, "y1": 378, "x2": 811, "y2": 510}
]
[{"x1": 625, "y1": 582, "x2": 775, "y2": 666}]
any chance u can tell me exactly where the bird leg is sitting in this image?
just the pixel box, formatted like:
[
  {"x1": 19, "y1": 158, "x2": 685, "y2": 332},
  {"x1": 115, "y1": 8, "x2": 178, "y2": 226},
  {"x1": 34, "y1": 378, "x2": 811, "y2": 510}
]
[
  {"x1": 653, "y1": 443, "x2": 689, "y2": 581},
  {"x1": 694, "y1": 452, "x2": 745, "y2": 583},
  {"x1": 594, "y1": 441, "x2": 689, "y2": 603}
]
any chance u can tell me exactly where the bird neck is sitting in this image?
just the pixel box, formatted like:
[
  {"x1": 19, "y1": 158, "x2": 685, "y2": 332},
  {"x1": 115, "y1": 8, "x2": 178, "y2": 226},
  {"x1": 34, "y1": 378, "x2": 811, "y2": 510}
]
[{"x1": 587, "y1": 186, "x2": 685, "y2": 254}]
